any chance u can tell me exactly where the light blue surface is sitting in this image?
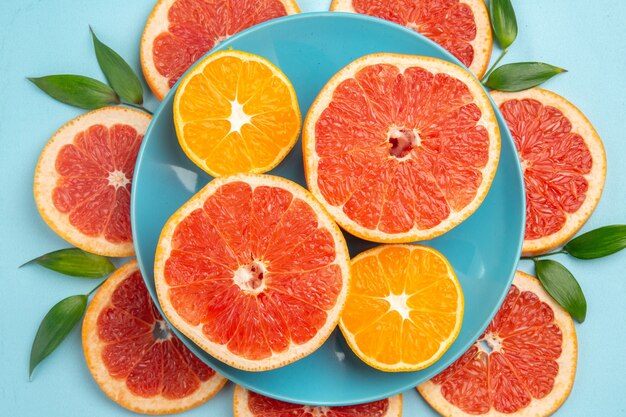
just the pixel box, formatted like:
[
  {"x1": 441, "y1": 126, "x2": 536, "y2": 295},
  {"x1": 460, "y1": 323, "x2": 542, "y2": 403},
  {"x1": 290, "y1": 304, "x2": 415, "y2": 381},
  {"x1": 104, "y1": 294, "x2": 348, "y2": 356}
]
[
  {"x1": 1, "y1": 0, "x2": 624, "y2": 415},
  {"x1": 131, "y1": 11, "x2": 524, "y2": 406}
]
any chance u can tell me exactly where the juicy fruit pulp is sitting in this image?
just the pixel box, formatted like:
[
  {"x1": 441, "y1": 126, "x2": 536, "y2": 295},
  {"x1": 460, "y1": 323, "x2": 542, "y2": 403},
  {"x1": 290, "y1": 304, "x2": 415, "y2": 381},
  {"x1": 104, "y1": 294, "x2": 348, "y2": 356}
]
[
  {"x1": 304, "y1": 54, "x2": 499, "y2": 243},
  {"x1": 418, "y1": 272, "x2": 577, "y2": 416},
  {"x1": 234, "y1": 385, "x2": 402, "y2": 417},
  {"x1": 155, "y1": 174, "x2": 350, "y2": 371},
  {"x1": 53, "y1": 124, "x2": 140, "y2": 244},
  {"x1": 174, "y1": 50, "x2": 301, "y2": 177},
  {"x1": 340, "y1": 245, "x2": 463, "y2": 371},
  {"x1": 83, "y1": 260, "x2": 226, "y2": 414},
  {"x1": 331, "y1": 0, "x2": 491, "y2": 77},
  {"x1": 144, "y1": 0, "x2": 297, "y2": 98}
]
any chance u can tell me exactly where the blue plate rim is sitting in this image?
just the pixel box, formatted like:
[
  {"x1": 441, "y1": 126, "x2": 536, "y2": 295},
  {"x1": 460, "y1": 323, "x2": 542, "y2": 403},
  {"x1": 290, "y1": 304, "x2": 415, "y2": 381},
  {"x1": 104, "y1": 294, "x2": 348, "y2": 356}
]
[{"x1": 131, "y1": 11, "x2": 525, "y2": 405}]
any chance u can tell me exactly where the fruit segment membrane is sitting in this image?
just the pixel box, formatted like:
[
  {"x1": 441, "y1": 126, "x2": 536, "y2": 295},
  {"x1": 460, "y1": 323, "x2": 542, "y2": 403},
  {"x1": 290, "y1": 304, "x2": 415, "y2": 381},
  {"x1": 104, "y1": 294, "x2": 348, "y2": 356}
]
[
  {"x1": 53, "y1": 124, "x2": 142, "y2": 243},
  {"x1": 164, "y1": 181, "x2": 344, "y2": 360}
]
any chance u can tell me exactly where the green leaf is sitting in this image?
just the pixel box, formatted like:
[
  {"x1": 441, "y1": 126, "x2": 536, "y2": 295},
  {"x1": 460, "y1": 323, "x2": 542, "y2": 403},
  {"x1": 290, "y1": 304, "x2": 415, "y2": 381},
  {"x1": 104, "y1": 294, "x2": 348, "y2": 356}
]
[
  {"x1": 483, "y1": 62, "x2": 567, "y2": 92},
  {"x1": 489, "y1": 0, "x2": 518, "y2": 49},
  {"x1": 29, "y1": 295, "x2": 88, "y2": 378},
  {"x1": 21, "y1": 248, "x2": 115, "y2": 278},
  {"x1": 28, "y1": 75, "x2": 119, "y2": 109},
  {"x1": 90, "y1": 27, "x2": 143, "y2": 105},
  {"x1": 565, "y1": 225, "x2": 626, "y2": 259},
  {"x1": 535, "y1": 260, "x2": 587, "y2": 323}
]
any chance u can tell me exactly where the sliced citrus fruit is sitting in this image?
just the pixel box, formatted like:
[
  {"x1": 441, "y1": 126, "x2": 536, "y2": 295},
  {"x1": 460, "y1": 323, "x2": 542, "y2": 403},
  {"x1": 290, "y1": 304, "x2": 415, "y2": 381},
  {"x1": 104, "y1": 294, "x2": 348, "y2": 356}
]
[
  {"x1": 173, "y1": 50, "x2": 301, "y2": 177},
  {"x1": 418, "y1": 271, "x2": 577, "y2": 417},
  {"x1": 82, "y1": 259, "x2": 227, "y2": 414},
  {"x1": 34, "y1": 107, "x2": 150, "y2": 257},
  {"x1": 154, "y1": 173, "x2": 350, "y2": 371},
  {"x1": 330, "y1": 0, "x2": 492, "y2": 78},
  {"x1": 491, "y1": 88, "x2": 606, "y2": 256},
  {"x1": 141, "y1": 0, "x2": 300, "y2": 100},
  {"x1": 233, "y1": 385, "x2": 403, "y2": 417},
  {"x1": 304, "y1": 53, "x2": 500, "y2": 243},
  {"x1": 340, "y1": 244, "x2": 463, "y2": 372}
]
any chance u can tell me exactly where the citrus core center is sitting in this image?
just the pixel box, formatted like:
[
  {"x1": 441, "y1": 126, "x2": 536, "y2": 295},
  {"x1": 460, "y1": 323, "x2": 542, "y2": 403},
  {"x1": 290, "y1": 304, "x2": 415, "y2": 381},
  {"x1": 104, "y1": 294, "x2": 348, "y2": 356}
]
[
  {"x1": 385, "y1": 293, "x2": 411, "y2": 320},
  {"x1": 234, "y1": 261, "x2": 267, "y2": 293},
  {"x1": 107, "y1": 170, "x2": 130, "y2": 189},
  {"x1": 388, "y1": 127, "x2": 420, "y2": 159},
  {"x1": 152, "y1": 320, "x2": 172, "y2": 341},
  {"x1": 228, "y1": 99, "x2": 251, "y2": 134},
  {"x1": 479, "y1": 333, "x2": 502, "y2": 353}
]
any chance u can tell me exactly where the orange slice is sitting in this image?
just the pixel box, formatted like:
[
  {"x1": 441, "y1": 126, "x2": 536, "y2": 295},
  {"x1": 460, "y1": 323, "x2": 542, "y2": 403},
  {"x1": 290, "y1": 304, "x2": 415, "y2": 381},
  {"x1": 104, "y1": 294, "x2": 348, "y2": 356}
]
[
  {"x1": 141, "y1": 0, "x2": 300, "y2": 100},
  {"x1": 34, "y1": 107, "x2": 150, "y2": 257},
  {"x1": 173, "y1": 50, "x2": 301, "y2": 177},
  {"x1": 340, "y1": 244, "x2": 463, "y2": 372},
  {"x1": 491, "y1": 88, "x2": 606, "y2": 256},
  {"x1": 233, "y1": 385, "x2": 403, "y2": 417},
  {"x1": 331, "y1": 0, "x2": 492, "y2": 78},
  {"x1": 82, "y1": 259, "x2": 227, "y2": 414},
  {"x1": 418, "y1": 271, "x2": 577, "y2": 417},
  {"x1": 154, "y1": 173, "x2": 350, "y2": 371},
  {"x1": 304, "y1": 53, "x2": 500, "y2": 243}
]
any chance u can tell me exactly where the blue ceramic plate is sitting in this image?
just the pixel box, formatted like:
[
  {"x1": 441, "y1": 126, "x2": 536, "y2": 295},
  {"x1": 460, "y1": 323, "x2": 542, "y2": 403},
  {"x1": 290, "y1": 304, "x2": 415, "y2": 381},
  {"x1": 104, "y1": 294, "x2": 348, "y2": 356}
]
[{"x1": 131, "y1": 12, "x2": 524, "y2": 406}]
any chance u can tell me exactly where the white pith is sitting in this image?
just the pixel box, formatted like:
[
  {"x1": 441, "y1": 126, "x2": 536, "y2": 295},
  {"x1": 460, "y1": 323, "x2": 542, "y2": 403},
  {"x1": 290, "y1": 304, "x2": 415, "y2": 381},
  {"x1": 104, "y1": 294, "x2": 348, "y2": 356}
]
[
  {"x1": 154, "y1": 174, "x2": 351, "y2": 371},
  {"x1": 82, "y1": 260, "x2": 228, "y2": 414},
  {"x1": 107, "y1": 169, "x2": 131, "y2": 189},
  {"x1": 418, "y1": 271, "x2": 578, "y2": 417},
  {"x1": 491, "y1": 89, "x2": 607, "y2": 256},
  {"x1": 385, "y1": 293, "x2": 411, "y2": 321},
  {"x1": 228, "y1": 99, "x2": 252, "y2": 134}
]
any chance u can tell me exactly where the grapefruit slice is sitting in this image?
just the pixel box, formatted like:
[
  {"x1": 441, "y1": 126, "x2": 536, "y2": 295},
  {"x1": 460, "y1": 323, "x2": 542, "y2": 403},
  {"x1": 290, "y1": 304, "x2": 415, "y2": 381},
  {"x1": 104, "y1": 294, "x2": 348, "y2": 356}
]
[
  {"x1": 233, "y1": 385, "x2": 403, "y2": 417},
  {"x1": 304, "y1": 53, "x2": 500, "y2": 243},
  {"x1": 340, "y1": 244, "x2": 463, "y2": 372},
  {"x1": 154, "y1": 173, "x2": 351, "y2": 371},
  {"x1": 82, "y1": 259, "x2": 227, "y2": 414},
  {"x1": 491, "y1": 89, "x2": 606, "y2": 256},
  {"x1": 418, "y1": 271, "x2": 577, "y2": 417},
  {"x1": 173, "y1": 50, "x2": 301, "y2": 177},
  {"x1": 34, "y1": 107, "x2": 150, "y2": 257},
  {"x1": 330, "y1": 0, "x2": 492, "y2": 78},
  {"x1": 141, "y1": 0, "x2": 300, "y2": 100}
]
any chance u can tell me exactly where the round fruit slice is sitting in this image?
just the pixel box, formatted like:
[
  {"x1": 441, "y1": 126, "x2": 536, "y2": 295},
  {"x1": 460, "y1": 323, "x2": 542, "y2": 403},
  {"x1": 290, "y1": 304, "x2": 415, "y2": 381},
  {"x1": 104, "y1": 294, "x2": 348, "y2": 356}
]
[
  {"x1": 141, "y1": 0, "x2": 300, "y2": 100},
  {"x1": 82, "y1": 259, "x2": 227, "y2": 414},
  {"x1": 340, "y1": 244, "x2": 463, "y2": 372},
  {"x1": 418, "y1": 271, "x2": 577, "y2": 417},
  {"x1": 34, "y1": 107, "x2": 150, "y2": 257},
  {"x1": 304, "y1": 53, "x2": 500, "y2": 243},
  {"x1": 174, "y1": 50, "x2": 301, "y2": 177},
  {"x1": 154, "y1": 173, "x2": 351, "y2": 371},
  {"x1": 491, "y1": 89, "x2": 606, "y2": 256},
  {"x1": 330, "y1": 0, "x2": 492, "y2": 78},
  {"x1": 233, "y1": 385, "x2": 403, "y2": 417}
]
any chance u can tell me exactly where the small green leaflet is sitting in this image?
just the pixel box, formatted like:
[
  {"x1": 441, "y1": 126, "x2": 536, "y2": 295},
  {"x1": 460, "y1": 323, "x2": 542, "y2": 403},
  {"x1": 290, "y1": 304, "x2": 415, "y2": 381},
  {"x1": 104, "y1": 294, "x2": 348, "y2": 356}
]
[
  {"x1": 91, "y1": 27, "x2": 143, "y2": 105},
  {"x1": 483, "y1": 62, "x2": 567, "y2": 91},
  {"x1": 535, "y1": 260, "x2": 587, "y2": 323},
  {"x1": 565, "y1": 225, "x2": 626, "y2": 259},
  {"x1": 29, "y1": 295, "x2": 88, "y2": 378},
  {"x1": 489, "y1": 0, "x2": 518, "y2": 50},
  {"x1": 21, "y1": 248, "x2": 115, "y2": 278},
  {"x1": 28, "y1": 75, "x2": 119, "y2": 109}
]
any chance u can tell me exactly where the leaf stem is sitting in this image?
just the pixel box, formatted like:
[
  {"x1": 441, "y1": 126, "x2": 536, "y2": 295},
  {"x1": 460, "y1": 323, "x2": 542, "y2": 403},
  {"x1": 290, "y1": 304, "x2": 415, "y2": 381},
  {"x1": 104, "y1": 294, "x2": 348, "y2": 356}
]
[
  {"x1": 521, "y1": 248, "x2": 568, "y2": 261},
  {"x1": 87, "y1": 278, "x2": 107, "y2": 296},
  {"x1": 122, "y1": 102, "x2": 154, "y2": 115},
  {"x1": 482, "y1": 49, "x2": 508, "y2": 82}
]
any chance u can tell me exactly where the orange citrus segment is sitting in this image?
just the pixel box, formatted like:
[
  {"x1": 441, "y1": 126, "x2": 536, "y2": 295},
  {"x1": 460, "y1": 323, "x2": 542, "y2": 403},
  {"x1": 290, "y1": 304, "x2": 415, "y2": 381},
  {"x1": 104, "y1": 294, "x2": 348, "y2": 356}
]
[
  {"x1": 340, "y1": 244, "x2": 464, "y2": 372},
  {"x1": 491, "y1": 89, "x2": 606, "y2": 256},
  {"x1": 34, "y1": 107, "x2": 151, "y2": 257},
  {"x1": 304, "y1": 53, "x2": 500, "y2": 243},
  {"x1": 330, "y1": 0, "x2": 492, "y2": 78},
  {"x1": 140, "y1": 0, "x2": 301, "y2": 100},
  {"x1": 174, "y1": 50, "x2": 301, "y2": 177},
  {"x1": 154, "y1": 174, "x2": 350, "y2": 371},
  {"x1": 82, "y1": 260, "x2": 227, "y2": 414},
  {"x1": 418, "y1": 271, "x2": 577, "y2": 417},
  {"x1": 233, "y1": 385, "x2": 403, "y2": 417}
]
